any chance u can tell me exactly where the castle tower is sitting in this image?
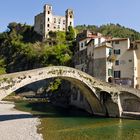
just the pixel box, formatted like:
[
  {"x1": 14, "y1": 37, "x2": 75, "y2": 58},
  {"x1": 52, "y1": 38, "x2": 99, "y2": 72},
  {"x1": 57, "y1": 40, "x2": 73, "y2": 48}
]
[
  {"x1": 65, "y1": 9, "x2": 74, "y2": 31},
  {"x1": 44, "y1": 4, "x2": 53, "y2": 38},
  {"x1": 34, "y1": 5, "x2": 74, "y2": 39}
]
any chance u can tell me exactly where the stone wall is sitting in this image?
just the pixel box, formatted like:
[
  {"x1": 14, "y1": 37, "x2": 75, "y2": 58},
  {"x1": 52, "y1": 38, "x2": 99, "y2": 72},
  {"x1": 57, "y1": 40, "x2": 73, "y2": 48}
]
[{"x1": 93, "y1": 58, "x2": 106, "y2": 81}]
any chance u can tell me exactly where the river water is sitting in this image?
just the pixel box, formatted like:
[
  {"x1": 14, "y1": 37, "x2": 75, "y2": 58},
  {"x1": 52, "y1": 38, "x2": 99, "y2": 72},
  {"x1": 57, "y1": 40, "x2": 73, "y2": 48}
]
[{"x1": 37, "y1": 104, "x2": 140, "y2": 140}]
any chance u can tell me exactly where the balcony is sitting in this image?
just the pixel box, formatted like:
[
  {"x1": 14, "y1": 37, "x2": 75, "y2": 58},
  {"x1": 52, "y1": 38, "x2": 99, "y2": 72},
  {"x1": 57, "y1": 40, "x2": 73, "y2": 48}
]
[{"x1": 107, "y1": 54, "x2": 116, "y2": 62}]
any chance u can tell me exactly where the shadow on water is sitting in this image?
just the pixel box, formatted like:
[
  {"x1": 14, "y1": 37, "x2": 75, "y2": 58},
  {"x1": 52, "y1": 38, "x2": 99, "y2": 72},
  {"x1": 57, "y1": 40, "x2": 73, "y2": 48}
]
[
  {"x1": 20, "y1": 101, "x2": 105, "y2": 118},
  {"x1": 0, "y1": 101, "x2": 105, "y2": 122}
]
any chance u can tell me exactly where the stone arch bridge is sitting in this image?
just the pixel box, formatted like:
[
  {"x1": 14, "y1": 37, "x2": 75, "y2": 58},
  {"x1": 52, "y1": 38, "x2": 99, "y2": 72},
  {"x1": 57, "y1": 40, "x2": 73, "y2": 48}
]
[{"x1": 0, "y1": 66, "x2": 140, "y2": 119}]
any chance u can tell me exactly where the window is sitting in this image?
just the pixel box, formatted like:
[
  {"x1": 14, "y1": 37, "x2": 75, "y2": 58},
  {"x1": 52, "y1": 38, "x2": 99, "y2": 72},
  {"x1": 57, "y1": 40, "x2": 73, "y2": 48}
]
[
  {"x1": 54, "y1": 18, "x2": 56, "y2": 23},
  {"x1": 109, "y1": 49, "x2": 112, "y2": 55},
  {"x1": 114, "y1": 71, "x2": 121, "y2": 78},
  {"x1": 129, "y1": 59, "x2": 132, "y2": 62},
  {"x1": 70, "y1": 22, "x2": 72, "y2": 26},
  {"x1": 114, "y1": 49, "x2": 120, "y2": 55},
  {"x1": 48, "y1": 11, "x2": 50, "y2": 14},
  {"x1": 63, "y1": 20, "x2": 65, "y2": 25},
  {"x1": 98, "y1": 38, "x2": 101, "y2": 45},
  {"x1": 115, "y1": 60, "x2": 119, "y2": 65},
  {"x1": 108, "y1": 69, "x2": 113, "y2": 76},
  {"x1": 70, "y1": 15, "x2": 72, "y2": 18},
  {"x1": 58, "y1": 25, "x2": 60, "y2": 29},
  {"x1": 47, "y1": 24, "x2": 50, "y2": 27},
  {"x1": 81, "y1": 42, "x2": 84, "y2": 48},
  {"x1": 48, "y1": 18, "x2": 50, "y2": 22},
  {"x1": 84, "y1": 41, "x2": 87, "y2": 46},
  {"x1": 115, "y1": 41, "x2": 119, "y2": 44},
  {"x1": 58, "y1": 19, "x2": 61, "y2": 24}
]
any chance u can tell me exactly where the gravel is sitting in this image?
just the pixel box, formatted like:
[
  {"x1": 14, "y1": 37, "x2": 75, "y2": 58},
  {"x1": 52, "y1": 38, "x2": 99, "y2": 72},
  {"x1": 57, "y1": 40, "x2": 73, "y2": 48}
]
[{"x1": 0, "y1": 101, "x2": 43, "y2": 140}]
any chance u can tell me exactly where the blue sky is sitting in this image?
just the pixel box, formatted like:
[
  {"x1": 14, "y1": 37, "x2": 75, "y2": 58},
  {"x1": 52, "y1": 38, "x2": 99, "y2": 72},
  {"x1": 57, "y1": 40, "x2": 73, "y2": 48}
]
[{"x1": 0, "y1": 0, "x2": 140, "y2": 32}]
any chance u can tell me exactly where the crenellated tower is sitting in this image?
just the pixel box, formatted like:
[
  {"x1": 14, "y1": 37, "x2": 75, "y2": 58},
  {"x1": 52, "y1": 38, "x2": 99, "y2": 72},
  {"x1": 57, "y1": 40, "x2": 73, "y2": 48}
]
[
  {"x1": 65, "y1": 9, "x2": 74, "y2": 31},
  {"x1": 44, "y1": 4, "x2": 53, "y2": 38},
  {"x1": 34, "y1": 4, "x2": 74, "y2": 39}
]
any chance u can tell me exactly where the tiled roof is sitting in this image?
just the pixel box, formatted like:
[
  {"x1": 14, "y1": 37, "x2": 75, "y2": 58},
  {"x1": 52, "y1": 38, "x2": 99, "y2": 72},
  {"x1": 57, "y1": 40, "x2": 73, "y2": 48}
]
[
  {"x1": 135, "y1": 40, "x2": 140, "y2": 43},
  {"x1": 107, "y1": 38, "x2": 128, "y2": 41}
]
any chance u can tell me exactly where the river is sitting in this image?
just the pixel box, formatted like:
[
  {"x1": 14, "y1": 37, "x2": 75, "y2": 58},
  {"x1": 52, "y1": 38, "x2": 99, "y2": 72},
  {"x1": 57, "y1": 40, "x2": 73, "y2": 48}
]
[{"x1": 17, "y1": 101, "x2": 139, "y2": 140}]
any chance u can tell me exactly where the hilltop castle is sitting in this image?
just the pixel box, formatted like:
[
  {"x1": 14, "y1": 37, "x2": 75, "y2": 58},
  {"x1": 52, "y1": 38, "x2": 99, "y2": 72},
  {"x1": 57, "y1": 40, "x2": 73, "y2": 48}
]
[{"x1": 34, "y1": 4, "x2": 74, "y2": 38}]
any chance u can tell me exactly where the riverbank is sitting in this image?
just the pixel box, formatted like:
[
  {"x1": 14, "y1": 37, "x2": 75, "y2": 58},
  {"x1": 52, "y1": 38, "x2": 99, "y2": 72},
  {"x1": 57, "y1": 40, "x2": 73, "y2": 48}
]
[
  {"x1": 13, "y1": 100, "x2": 140, "y2": 140},
  {"x1": 0, "y1": 101, "x2": 43, "y2": 140},
  {"x1": 2, "y1": 99, "x2": 140, "y2": 140}
]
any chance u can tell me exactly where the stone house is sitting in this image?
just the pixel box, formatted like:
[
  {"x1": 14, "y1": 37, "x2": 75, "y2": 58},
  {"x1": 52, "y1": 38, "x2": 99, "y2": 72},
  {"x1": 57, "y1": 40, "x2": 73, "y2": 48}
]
[
  {"x1": 86, "y1": 39, "x2": 113, "y2": 82},
  {"x1": 70, "y1": 30, "x2": 140, "y2": 110}
]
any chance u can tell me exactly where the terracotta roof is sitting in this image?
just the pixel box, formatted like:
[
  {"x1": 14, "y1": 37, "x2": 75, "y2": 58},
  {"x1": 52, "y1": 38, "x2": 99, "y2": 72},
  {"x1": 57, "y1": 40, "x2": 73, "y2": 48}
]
[
  {"x1": 107, "y1": 38, "x2": 128, "y2": 42},
  {"x1": 135, "y1": 40, "x2": 140, "y2": 43},
  {"x1": 78, "y1": 36, "x2": 97, "y2": 42},
  {"x1": 86, "y1": 39, "x2": 94, "y2": 46},
  {"x1": 94, "y1": 45, "x2": 112, "y2": 50},
  {"x1": 88, "y1": 34, "x2": 98, "y2": 38}
]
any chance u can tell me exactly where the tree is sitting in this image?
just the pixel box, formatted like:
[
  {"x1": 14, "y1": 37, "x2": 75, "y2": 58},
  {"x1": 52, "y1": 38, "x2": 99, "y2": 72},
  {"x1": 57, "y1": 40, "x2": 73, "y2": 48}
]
[
  {"x1": 66, "y1": 26, "x2": 75, "y2": 41},
  {"x1": 0, "y1": 57, "x2": 6, "y2": 74}
]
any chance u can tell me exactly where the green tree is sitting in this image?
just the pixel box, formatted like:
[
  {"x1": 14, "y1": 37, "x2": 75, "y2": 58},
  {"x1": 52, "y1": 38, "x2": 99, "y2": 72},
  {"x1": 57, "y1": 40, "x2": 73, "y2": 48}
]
[
  {"x1": 0, "y1": 57, "x2": 6, "y2": 74},
  {"x1": 66, "y1": 26, "x2": 75, "y2": 41}
]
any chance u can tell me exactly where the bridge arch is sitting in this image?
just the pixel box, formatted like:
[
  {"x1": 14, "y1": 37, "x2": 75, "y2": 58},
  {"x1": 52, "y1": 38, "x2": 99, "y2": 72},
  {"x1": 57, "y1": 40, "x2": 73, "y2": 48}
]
[
  {"x1": 119, "y1": 91, "x2": 140, "y2": 113},
  {"x1": 0, "y1": 66, "x2": 112, "y2": 116},
  {"x1": 1, "y1": 66, "x2": 139, "y2": 118}
]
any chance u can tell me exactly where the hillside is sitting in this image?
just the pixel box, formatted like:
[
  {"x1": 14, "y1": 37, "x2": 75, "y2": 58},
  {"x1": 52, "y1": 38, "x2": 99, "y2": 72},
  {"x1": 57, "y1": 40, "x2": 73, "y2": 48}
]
[
  {"x1": 75, "y1": 23, "x2": 140, "y2": 41},
  {"x1": 0, "y1": 22, "x2": 74, "y2": 73},
  {"x1": 1, "y1": 22, "x2": 140, "y2": 74}
]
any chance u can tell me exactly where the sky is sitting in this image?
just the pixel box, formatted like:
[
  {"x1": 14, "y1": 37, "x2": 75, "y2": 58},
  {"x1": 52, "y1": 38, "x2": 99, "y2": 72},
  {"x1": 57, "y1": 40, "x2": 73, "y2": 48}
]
[{"x1": 0, "y1": 0, "x2": 140, "y2": 32}]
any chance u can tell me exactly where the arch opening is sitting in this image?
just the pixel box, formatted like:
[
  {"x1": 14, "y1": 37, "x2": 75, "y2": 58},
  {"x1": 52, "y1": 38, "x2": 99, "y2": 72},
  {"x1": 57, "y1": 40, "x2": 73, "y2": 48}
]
[
  {"x1": 120, "y1": 91, "x2": 140, "y2": 112},
  {"x1": 100, "y1": 91, "x2": 119, "y2": 117},
  {"x1": 1, "y1": 75, "x2": 106, "y2": 116}
]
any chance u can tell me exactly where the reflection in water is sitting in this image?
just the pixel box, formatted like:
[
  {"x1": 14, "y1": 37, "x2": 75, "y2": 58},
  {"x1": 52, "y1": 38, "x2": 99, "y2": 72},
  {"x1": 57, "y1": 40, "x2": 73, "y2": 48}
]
[
  {"x1": 15, "y1": 101, "x2": 140, "y2": 140},
  {"x1": 38, "y1": 105, "x2": 140, "y2": 140},
  {"x1": 117, "y1": 119, "x2": 123, "y2": 140}
]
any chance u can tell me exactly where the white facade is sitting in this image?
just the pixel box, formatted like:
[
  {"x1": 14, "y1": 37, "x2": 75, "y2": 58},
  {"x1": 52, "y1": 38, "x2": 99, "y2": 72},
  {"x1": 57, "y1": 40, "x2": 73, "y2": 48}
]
[
  {"x1": 87, "y1": 40, "x2": 113, "y2": 82},
  {"x1": 34, "y1": 4, "x2": 74, "y2": 38},
  {"x1": 75, "y1": 33, "x2": 140, "y2": 88},
  {"x1": 79, "y1": 37, "x2": 106, "y2": 51},
  {"x1": 132, "y1": 41, "x2": 140, "y2": 88},
  {"x1": 107, "y1": 38, "x2": 134, "y2": 86}
]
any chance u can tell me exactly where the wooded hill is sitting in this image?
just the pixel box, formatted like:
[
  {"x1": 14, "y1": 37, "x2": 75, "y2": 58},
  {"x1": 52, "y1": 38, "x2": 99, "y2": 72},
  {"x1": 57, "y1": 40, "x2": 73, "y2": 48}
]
[{"x1": 75, "y1": 23, "x2": 140, "y2": 41}]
